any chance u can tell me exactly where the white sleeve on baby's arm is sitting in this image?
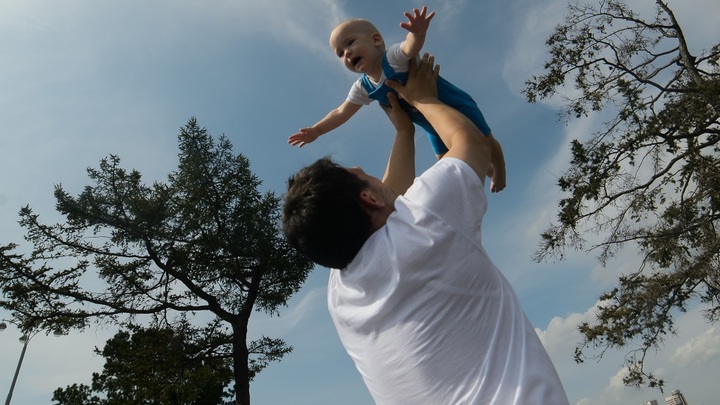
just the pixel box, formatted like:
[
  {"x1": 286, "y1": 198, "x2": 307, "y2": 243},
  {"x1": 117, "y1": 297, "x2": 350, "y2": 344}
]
[
  {"x1": 346, "y1": 80, "x2": 374, "y2": 105},
  {"x1": 385, "y1": 42, "x2": 412, "y2": 73}
]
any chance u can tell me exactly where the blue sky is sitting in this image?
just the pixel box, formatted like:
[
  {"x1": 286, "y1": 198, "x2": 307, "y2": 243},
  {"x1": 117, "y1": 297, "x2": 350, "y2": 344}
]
[{"x1": 0, "y1": 1, "x2": 718, "y2": 404}]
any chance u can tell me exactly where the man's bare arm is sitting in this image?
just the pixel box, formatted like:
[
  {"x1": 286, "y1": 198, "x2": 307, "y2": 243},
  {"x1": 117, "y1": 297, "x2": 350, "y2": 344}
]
[
  {"x1": 381, "y1": 92, "x2": 415, "y2": 195},
  {"x1": 386, "y1": 54, "x2": 491, "y2": 180}
]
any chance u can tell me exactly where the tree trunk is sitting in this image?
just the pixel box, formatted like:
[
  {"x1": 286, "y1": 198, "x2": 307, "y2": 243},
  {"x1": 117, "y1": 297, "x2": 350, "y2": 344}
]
[{"x1": 233, "y1": 323, "x2": 251, "y2": 405}]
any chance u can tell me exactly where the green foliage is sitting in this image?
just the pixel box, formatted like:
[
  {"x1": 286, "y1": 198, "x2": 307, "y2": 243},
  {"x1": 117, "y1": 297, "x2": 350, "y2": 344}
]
[
  {"x1": 524, "y1": 0, "x2": 720, "y2": 389},
  {"x1": 0, "y1": 117, "x2": 313, "y2": 405},
  {"x1": 52, "y1": 384, "x2": 104, "y2": 405},
  {"x1": 53, "y1": 324, "x2": 233, "y2": 405}
]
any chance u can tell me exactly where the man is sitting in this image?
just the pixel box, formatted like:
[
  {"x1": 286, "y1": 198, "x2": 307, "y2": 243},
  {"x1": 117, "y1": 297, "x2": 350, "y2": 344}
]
[{"x1": 282, "y1": 54, "x2": 569, "y2": 404}]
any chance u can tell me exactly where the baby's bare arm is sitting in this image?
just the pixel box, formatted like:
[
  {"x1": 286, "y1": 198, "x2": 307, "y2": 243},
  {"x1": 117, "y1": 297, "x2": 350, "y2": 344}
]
[
  {"x1": 314, "y1": 100, "x2": 362, "y2": 135},
  {"x1": 288, "y1": 101, "x2": 362, "y2": 148},
  {"x1": 400, "y1": 6, "x2": 435, "y2": 58}
]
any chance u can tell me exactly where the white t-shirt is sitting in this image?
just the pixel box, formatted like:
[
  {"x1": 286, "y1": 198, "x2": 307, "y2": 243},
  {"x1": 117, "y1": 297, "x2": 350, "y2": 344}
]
[{"x1": 328, "y1": 158, "x2": 569, "y2": 405}]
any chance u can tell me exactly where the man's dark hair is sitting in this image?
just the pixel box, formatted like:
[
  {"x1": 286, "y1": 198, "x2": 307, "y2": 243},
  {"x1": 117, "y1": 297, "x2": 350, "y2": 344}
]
[{"x1": 282, "y1": 157, "x2": 373, "y2": 269}]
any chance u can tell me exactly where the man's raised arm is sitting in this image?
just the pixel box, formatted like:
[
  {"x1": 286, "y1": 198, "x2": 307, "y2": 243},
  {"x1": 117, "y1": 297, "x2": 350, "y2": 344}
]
[
  {"x1": 381, "y1": 92, "x2": 416, "y2": 195},
  {"x1": 386, "y1": 54, "x2": 491, "y2": 180}
]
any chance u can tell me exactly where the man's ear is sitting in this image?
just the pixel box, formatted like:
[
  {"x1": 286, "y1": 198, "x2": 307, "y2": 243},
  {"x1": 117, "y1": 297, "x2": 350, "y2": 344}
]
[{"x1": 359, "y1": 189, "x2": 385, "y2": 209}]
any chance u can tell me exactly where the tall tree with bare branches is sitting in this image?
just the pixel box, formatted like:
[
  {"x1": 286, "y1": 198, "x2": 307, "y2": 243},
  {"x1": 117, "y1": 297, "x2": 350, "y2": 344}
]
[{"x1": 524, "y1": 0, "x2": 719, "y2": 389}]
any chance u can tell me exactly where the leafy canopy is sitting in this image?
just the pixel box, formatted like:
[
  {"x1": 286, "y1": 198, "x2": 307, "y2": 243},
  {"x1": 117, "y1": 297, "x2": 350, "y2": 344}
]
[
  {"x1": 524, "y1": 0, "x2": 719, "y2": 389},
  {"x1": 53, "y1": 323, "x2": 233, "y2": 405},
  {"x1": 0, "y1": 118, "x2": 313, "y2": 404}
]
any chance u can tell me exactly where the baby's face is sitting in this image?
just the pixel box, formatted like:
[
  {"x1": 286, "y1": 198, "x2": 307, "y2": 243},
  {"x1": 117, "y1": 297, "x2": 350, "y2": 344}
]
[{"x1": 329, "y1": 21, "x2": 384, "y2": 75}]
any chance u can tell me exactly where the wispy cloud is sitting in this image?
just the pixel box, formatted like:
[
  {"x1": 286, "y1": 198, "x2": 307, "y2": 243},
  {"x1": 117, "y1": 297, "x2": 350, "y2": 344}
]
[
  {"x1": 536, "y1": 301, "x2": 720, "y2": 404},
  {"x1": 248, "y1": 286, "x2": 327, "y2": 339},
  {"x1": 211, "y1": 0, "x2": 348, "y2": 61},
  {"x1": 672, "y1": 327, "x2": 720, "y2": 366}
]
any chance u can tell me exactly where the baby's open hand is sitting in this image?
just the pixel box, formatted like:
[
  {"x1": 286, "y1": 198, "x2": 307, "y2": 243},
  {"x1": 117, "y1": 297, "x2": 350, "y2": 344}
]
[
  {"x1": 288, "y1": 128, "x2": 320, "y2": 148},
  {"x1": 400, "y1": 6, "x2": 435, "y2": 34}
]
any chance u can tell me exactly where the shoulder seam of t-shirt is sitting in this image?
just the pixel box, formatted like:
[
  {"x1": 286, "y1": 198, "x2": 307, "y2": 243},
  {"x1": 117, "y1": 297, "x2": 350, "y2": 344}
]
[{"x1": 399, "y1": 158, "x2": 486, "y2": 250}]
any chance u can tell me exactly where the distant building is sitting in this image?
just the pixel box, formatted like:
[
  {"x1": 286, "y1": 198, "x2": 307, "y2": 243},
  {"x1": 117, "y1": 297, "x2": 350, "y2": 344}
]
[
  {"x1": 665, "y1": 389, "x2": 689, "y2": 405},
  {"x1": 645, "y1": 400, "x2": 659, "y2": 405}
]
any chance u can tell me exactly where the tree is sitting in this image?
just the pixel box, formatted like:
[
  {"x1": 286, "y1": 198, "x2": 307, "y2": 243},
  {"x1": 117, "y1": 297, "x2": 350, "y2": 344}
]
[
  {"x1": 0, "y1": 118, "x2": 313, "y2": 405},
  {"x1": 53, "y1": 323, "x2": 233, "y2": 405},
  {"x1": 524, "y1": 0, "x2": 719, "y2": 389},
  {"x1": 52, "y1": 384, "x2": 103, "y2": 405}
]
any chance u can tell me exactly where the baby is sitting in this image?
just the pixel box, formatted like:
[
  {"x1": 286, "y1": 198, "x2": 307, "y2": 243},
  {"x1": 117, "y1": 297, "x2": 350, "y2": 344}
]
[{"x1": 288, "y1": 7, "x2": 506, "y2": 192}]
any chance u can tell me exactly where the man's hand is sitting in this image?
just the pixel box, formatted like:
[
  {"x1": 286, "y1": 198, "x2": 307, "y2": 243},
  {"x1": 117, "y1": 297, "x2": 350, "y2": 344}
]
[
  {"x1": 388, "y1": 53, "x2": 492, "y2": 181},
  {"x1": 400, "y1": 6, "x2": 435, "y2": 35},
  {"x1": 385, "y1": 53, "x2": 440, "y2": 107}
]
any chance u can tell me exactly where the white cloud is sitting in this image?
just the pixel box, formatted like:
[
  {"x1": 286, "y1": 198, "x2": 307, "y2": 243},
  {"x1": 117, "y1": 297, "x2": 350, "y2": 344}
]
[
  {"x1": 671, "y1": 327, "x2": 720, "y2": 366},
  {"x1": 0, "y1": 0, "x2": 348, "y2": 67},
  {"x1": 435, "y1": 0, "x2": 470, "y2": 24},
  {"x1": 536, "y1": 300, "x2": 611, "y2": 363},
  {"x1": 220, "y1": 0, "x2": 346, "y2": 58},
  {"x1": 606, "y1": 366, "x2": 632, "y2": 392},
  {"x1": 536, "y1": 301, "x2": 720, "y2": 404},
  {"x1": 502, "y1": 0, "x2": 568, "y2": 97}
]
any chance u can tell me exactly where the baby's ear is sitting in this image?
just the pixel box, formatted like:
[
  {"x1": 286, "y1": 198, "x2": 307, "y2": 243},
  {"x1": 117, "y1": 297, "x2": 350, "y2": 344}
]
[{"x1": 371, "y1": 32, "x2": 384, "y2": 46}]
